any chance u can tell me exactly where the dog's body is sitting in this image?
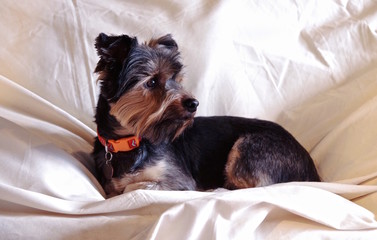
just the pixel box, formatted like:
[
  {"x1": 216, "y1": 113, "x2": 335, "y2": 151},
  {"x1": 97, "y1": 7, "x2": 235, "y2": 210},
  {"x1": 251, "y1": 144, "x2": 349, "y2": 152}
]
[{"x1": 92, "y1": 33, "x2": 320, "y2": 197}]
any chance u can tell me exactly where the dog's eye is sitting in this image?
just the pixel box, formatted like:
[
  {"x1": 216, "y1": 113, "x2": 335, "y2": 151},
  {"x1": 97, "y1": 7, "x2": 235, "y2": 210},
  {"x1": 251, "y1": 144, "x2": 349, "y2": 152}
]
[{"x1": 146, "y1": 78, "x2": 158, "y2": 89}]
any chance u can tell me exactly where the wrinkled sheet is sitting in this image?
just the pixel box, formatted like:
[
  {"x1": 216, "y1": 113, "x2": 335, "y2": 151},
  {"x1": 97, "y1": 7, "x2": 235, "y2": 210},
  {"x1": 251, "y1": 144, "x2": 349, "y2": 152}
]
[{"x1": 1, "y1": 0, "x2": 377, "y2": 239}]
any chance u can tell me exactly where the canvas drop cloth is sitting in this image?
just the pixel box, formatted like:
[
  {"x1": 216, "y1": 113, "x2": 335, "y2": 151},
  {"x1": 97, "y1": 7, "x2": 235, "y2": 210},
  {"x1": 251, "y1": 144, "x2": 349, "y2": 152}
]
[{"x1": 1, "y1": 0, "x2": 377, "y2": 239}]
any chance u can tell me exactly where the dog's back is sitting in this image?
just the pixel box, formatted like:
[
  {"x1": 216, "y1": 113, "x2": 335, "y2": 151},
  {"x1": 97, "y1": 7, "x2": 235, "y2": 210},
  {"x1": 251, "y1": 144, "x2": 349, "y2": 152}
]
[{"x1": 173, "y1": 116, "x2": 321, "y2": 190}]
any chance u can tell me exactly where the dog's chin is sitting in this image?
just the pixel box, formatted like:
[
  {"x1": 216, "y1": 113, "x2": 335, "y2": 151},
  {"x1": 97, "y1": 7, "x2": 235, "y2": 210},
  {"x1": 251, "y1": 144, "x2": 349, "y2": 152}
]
[{"x1": 142, "y1": 116, "x2": 194, "y2": 145}]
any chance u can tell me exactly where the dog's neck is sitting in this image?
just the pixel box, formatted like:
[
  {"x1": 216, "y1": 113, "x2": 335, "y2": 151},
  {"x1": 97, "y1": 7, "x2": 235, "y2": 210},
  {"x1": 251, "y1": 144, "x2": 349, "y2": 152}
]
[
  {"x1": 95, "y1": 95, "x2": 138, "y2": 141},
  {"x1": 97, "y1": 131, "x2": 141, "y2": 153},
  {"x1": 113, "y1": 127, "x2": 136, "y2": 138}
]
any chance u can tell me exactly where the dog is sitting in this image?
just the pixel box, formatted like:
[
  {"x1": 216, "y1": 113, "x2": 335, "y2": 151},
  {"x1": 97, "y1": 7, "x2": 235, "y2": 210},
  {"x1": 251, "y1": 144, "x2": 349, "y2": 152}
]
[{"x1": 92, "y1": 33, "x2": 321, "y2": 197}]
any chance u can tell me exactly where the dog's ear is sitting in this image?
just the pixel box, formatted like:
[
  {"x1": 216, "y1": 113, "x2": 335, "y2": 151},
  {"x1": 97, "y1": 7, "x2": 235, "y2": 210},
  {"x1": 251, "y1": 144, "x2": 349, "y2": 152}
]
[
  {"x1": 94, "y1": 33, "x2": 138, "y2": 100},
  {"x1": 94, "y1": 33, "x2": 138, "y2": 73},
  {"x1": 148, "y1": 34, "x2": 178, "y2": 51}
]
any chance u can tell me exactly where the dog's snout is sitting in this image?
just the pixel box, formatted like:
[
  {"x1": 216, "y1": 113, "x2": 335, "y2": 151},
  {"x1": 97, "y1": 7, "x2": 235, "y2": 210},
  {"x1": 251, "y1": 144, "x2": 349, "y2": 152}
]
[{"x1": 183, "y1": 98, "x2": 199, "y2": 113}]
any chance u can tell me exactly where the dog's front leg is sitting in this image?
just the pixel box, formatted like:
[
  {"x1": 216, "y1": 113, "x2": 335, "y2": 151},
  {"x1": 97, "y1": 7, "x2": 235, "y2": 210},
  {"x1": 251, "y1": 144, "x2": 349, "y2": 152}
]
[
  {"x1": 111, "y1": 161, "x2": 167, "y2": 194},
  {"x1": 111, "y1": 172, "x2": 154, "y2": 193},
  {"x1": 124, "y1": 181, "x2": 164, "y2": 193}
]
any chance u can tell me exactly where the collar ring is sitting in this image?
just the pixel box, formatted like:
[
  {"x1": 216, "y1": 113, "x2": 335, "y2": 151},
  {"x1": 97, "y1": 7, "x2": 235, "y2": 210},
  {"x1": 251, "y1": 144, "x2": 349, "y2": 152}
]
[{"x1": 104, "y1": 144, "x2": 113, "y2": 163}]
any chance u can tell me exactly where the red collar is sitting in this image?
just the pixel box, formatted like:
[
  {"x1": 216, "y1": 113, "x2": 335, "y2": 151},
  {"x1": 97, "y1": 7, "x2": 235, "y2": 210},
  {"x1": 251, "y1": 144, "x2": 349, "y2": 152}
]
[{"x1": 97, "y1": 131, "x2": 141, "y2": 153}]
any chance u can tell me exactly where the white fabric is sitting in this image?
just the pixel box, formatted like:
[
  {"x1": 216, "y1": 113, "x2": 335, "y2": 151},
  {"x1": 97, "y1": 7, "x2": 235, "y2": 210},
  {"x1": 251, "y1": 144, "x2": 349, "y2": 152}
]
[{"x1": 1, "y1": 0, "x2": 377, "y2": 239}]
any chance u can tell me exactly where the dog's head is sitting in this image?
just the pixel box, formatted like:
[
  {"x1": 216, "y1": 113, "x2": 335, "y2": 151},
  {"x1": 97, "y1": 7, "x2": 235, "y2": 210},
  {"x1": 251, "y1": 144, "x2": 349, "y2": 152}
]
[{"x1": 94, "y1": 33, "x2": 198, "y2": 144}]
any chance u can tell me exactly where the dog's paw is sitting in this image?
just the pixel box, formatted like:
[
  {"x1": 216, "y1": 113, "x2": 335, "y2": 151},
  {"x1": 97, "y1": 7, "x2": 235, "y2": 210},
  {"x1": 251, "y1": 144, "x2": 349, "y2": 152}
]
[{"x1": 124, "y1": 181, "x2": 160, "y2": 192}]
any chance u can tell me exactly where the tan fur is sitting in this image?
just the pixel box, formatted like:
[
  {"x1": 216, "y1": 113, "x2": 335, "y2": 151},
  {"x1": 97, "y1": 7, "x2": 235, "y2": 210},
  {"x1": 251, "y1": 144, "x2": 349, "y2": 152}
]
[
  {"x1": 225, "y1": 137, "x2": 257, "y2": 189},
  {"x1": 144, "y1": 89, "x2": 182, "y2": 127},
  {"x1": 110, "y1": 84, "x2": 161, "y2": 137},
  {"x1": 111, "y1": 160, "x2": 167, "y2": 193},
  {"x1": 110, "y1": 69, "x2": 193, "y2": 142}
]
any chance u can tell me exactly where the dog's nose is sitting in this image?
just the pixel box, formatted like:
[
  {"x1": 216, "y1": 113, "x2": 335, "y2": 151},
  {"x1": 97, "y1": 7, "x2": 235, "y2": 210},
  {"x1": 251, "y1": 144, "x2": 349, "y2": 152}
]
[{"x1": 183, "y1": 98, "x2": 199, "y2": 113}]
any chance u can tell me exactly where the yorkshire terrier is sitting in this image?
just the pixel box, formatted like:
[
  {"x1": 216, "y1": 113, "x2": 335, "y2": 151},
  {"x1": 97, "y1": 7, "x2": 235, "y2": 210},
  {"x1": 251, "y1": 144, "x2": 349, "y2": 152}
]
[{"x1": 92, "y1": 33, "x2": 320, "y2": 197}]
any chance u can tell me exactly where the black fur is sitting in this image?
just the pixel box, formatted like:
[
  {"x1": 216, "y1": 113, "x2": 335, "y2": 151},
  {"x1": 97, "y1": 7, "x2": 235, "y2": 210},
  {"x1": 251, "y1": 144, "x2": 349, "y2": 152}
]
[{"x1": 172, "y1": 116, "x2": 320, "y2": 189}]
